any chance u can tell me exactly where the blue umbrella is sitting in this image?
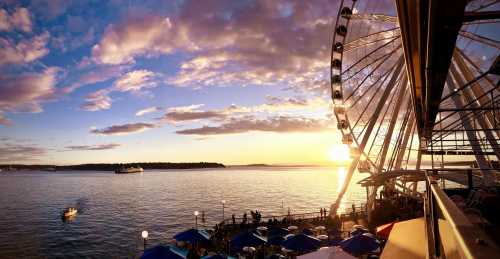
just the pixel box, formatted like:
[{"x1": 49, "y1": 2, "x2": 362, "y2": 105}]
[
  {"x1": 282, "y1": 234, "x2": 321, "y2": 253},
  {"x1": 350, "y1": 227, "x2": 369, "y2": 236},
  {"x1": 230, "y1": 231, "x2": 267, "y2": 249},
  {"x1": 267, "y1": 235, "x2": 285, "y2": 246},
  {"x1": 268, "y1": 228, "x2": 289, "y2": 237},
  {"x1": 141, "y1": 245, "x2": 187, "y2": 259},
  {"x1": 328, "y1": 236, "x2": 344, "y2": 246},
  {"x1": 174, "y1": 229, "x2": 211, "y2": 244},
  {"x1": 340, "y1": 233, "x2": 380, "y2": 255},
  {"x1": 301, "y1": 228, "x2": 314, "y2": 235},
  {"x1": 201, "y1": 255, "x2": 237, "y2": 259}
]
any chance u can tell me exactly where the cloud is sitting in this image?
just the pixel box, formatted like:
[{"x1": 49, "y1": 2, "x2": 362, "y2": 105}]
[
  {"x1": 158, "y1": 96, "x2": 328, "y2": 123},
  {"x1": 0, "y1": 113, "x2": 12, "y2": 125},
  {"x1": 90, "y1": 122, "x2": 156, "y2": 135},
  {"x1": 0, "y1": 143, "x2": 46, "y2": 163},
  {"x1": 135, "y1": 106, "x2": 161, "y2": 116},
  {"x1": 91, "y1": 1, "x2": 335, "y2": 95},
  {"x1": 175, "y1": 115, "x2": 330, "y2": 135},
  {"x1": 159, "y1": 104, "x2": 227, "y2": 122},
  {"x1": 113, "y1": 69, "x2": 157, "y2": 92},
  {"x1": 62, "y1": 65, "x2": 124, "y2": 94},
  {"x1": 80, "y1": 89, "x2": 112, "y2": 111},
  {"x1": 0, "y1": 7, "x2": 32, "y2": 32},
  {"x1": 92, "y1": 16, "x2": 179, "y2": 64},
  {"x1": 65, "y1": 143, "x2": 121, "y2": 151},
  {"x1": 79, "y1": 69, "x2": 158, "y2": 111},
  {"x1": 0, "y1": 32, "x2": 50, "y2": 66},
  {"x1": 0, "y1": 67, "x2": 58, "y2": 119}
]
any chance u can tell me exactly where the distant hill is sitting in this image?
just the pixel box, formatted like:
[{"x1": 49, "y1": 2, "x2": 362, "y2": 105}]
[{"x1": 0, "y1": 162, "x2": 225, "y2": 171}]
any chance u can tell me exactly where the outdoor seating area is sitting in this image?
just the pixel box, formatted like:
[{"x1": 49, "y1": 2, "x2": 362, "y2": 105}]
[{"x1": 140, "y1": 215, "x2": 391, "y2": 259}]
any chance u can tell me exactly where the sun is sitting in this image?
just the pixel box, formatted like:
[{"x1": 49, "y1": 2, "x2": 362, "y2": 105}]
[{"x1": 328, "y1": 144, "x2": 351, "y2": 163}]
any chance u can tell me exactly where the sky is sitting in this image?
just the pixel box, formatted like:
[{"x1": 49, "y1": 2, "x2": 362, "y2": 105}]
[{"x1": 0, "y1": 0, "x2": 347, "y2": 165}]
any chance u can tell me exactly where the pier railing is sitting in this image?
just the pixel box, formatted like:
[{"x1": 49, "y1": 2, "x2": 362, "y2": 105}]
[
  {"x1": 424, "y1": 172, "x2": 499, "y2": 258},
  {"x1": 219, "y1": 204, "x2": 367, "y2": 226}
]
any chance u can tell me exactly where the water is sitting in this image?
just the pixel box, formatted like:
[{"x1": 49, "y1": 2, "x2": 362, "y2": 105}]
[{"x1": 0, "y1": 166, "x2": 366, "y2": 258}]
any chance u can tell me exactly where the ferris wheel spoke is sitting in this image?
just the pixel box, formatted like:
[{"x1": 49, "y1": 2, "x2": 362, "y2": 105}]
[
  {"x1": 456, "y1": 48, "x2": 500, "y2": 90},
  {"x1": 459, "y1": 30, "x2": 500, "y2": 49},
  {"x1": 351, "y1": 63, "x2": 399, "y2": 136},
  {"x1": 343, "y1": 37, "x2": 400, "y2": 75},
  {"x1": 345, "y1": 33, "x2": 401, "y2": 52},
  {"x1": 348, "y1": 61, "x2": 396, "y2": 109},
  {"x1": 463, "y1": 18, "x2": 500, "y2": 25},
  {"x1": 343, "y1": 45, "x2": 401, "y2": 84},
  {"x1": 349, "y1": 13, "x2": 398, "y2": 23},
  {"x1": 469, "y1": 0, "x2": 500, "y2": 12}
]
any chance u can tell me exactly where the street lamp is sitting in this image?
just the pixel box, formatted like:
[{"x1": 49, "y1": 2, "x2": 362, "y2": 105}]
[
  {"x1": 222, "y1": 200, "x2": 226, "y2": 222},
  {"x1": 194, "y1": 210, "x2": 199, "y2": 229},
  {"x1": 141, "y1": 230, "x2": 148, "y2": 251}
]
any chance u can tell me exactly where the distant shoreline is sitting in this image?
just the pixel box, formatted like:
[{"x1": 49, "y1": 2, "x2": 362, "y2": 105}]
[{"x1": 0, "y1": 162, "x2": 225, "y2": 171}]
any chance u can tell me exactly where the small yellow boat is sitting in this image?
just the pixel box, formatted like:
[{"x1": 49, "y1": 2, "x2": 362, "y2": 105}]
[{"x1": 63, "y1": 207, "x2": 77, "y2": 218}]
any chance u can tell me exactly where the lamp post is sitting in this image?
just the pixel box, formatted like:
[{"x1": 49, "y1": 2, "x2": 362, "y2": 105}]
[
  {"x1": 194, "y1": 210, "x2": 199, "y2": 229},
  {"x1": 222, "y1": 200, "x2": 226, "y2": 222},
  {"x1": 141, "y1": 230, "x2": 148, "y2": 251}
]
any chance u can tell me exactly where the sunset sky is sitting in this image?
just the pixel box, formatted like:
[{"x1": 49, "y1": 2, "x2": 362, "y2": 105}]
[{"x1": 0, "y1": 0, "x2": 347, "y2": 165}]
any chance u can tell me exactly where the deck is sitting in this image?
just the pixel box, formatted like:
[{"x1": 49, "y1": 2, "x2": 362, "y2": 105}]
[{"x1": 381, "y1": 218, "x2": 427, "y2": 259}]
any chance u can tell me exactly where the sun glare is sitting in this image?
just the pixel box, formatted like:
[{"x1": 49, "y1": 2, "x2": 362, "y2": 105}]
[{"x1": 328, "y1": 144, "x2": 351, "y2": 162}]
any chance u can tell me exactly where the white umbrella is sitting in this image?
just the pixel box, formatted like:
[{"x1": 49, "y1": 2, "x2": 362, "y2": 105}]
[
  {"x1": 316, "y1": 234, "x2": 329, "y2": 240},
  {"x1": 287, "y1": 225, "x2": 298, "y2": 231},
  {"x1": 257, "y1": 226, "x2": 268, "y2": 231},
  {"x1": 297, "y1": 246, "x2": 357, "y2": 259},
  {"x1": 314, "y1": 226, "x2": 326, "y2": 231}
]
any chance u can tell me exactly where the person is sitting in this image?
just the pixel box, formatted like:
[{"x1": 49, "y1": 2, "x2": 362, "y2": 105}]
[
  {"x1": 232, "y1": 214, "x2": 236, "y2": 225},
  {"x1": 201, "y1": 211, "x2": 205, "y2": 224},
  {"x1": 320, "y1": 208, "x2": 323, "y2": 219},
  {"x1": 243, "y1": 212, "x2": 247, "y2": 224}
]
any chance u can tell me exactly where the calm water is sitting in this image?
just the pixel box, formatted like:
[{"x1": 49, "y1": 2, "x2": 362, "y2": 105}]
[{"x1": 0, "y1": 166, "x2": 366, "y2": 258}]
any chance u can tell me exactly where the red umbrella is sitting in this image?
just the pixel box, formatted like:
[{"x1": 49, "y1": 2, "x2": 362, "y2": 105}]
[{"x1": 376, "y1": 222, "x2": 396, "y2": 239}]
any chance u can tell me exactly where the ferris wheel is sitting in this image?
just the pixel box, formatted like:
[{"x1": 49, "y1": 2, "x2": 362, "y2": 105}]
[{"x1": 330, "y1": 0, "x2": 500, "y2": 214}]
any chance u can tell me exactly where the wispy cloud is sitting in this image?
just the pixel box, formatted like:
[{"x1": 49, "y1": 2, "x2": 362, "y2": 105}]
[
  {"x1": 135, "y1": 106, "x2": 161, "y2": 116},
  {"x1": 113, "y1": 69, "x2": 157, "y2": 92},
  {"x1": 90, "y1": 122, "x2": 156, "y2": 135},
  {"x1": 176, "y1": 115, "x2": 331, "y2": 135},
  {"x1": 0, "y1": 7, "x2": 32, "y2": 32},
  {"x1": 0, "y1": 67, "x2": 59, "y2": 123},
  {"x1": 80, "y1": 69, "x2": 158, "y2": 111},
  {"x1": 65, "y1": 143, "x2": 121, "y2": 151},
  {"x1": 0, "y1": 32, "x2": 50, "y2": 66},
  {"x1": 80, "y1": 89, "x2": 112, "y2": 111},
  {"x1": 158, "y1": 96, "x2": 328, "y2": 123},
  {"x1": 159, "y1": 104, "x2": 227, "y2": 122},
  {"x1": 91, "y1": 1, "x2": 334, "y2": 95},
  {"x1": 0, "y1": 143, "x2": 46, "y2": 163}
]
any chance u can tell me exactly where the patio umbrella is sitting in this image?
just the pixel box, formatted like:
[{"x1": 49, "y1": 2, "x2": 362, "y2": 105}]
[
  {"x1": 174, "y1": 229, "x2": 211, "y2": 244},
  {"x1": 268, "y1": 228, "x2": 289, "y2": 237},
  {"x1": 328, "y1": 236, "x2": 344, "y2": 246},
  {"x1": 376, "y1": 221, "x2": 395, "y2": 239},
  {"x1": 282, "y1": 234, "x2": 321, "y2": 253},
  {"x1": 230, "y1": 231, "x2": 267, "y2": 249},
  {"x1": 201, "y1": 255, "x2": 237, "y2": 259},
  {"x1": 141, "y1": 245, "x2": 187, "y2": 259},
  {"x1": 340, "y1": 233, "x2": 380, "y2": 255},
  {"x1": 301, "y1": 228, "x2": 314, "y2": 236},
  {"x1": 297, "y1": 246, "x2": 357, "y2": 259},
  {"x1": 350, "y1": 227, "x2": 369, "y2": 236},
  {"x1": 267, "y1": 235, "x2": 285, "y2": 246}
]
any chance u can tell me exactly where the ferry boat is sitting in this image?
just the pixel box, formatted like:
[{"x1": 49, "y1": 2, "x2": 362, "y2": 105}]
[
  {"x1": 63, "y1": 207, "x2": 77, "y2": 218},
  {"x1": 115, "y1": 166, "x2": 144, "y2": 174}
]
